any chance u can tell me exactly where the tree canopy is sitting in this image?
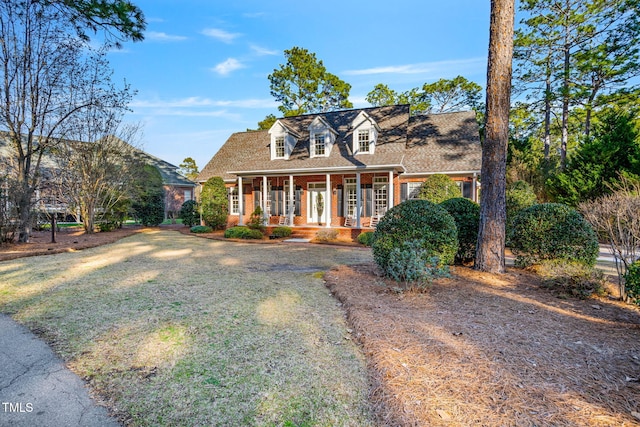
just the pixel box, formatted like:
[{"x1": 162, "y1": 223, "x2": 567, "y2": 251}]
[
  {"x1": 268, "y1": 47, "x2": 352, "y2": 117},
  {"x1": 179, "y1": 157, "x2": 199, "y2": 181}
]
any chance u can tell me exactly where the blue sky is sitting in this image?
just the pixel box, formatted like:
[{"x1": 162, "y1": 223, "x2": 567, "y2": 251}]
[{"x1": 107, "y1": 0, "x2": 492, "y2": 170}]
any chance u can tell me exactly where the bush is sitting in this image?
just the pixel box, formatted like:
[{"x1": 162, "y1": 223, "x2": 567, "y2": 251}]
[
  {"x1": 624, "y1": 260, "x2": 640, "y2": 305},
  {"x1": 201, "y1": 177, "x2": 228, "y2": 230},
  {"x1": 510, "y1": 203, "x2": 599, "y2": 267},
  {"x1": 506, "y1": 180, "x2": 537, "y2": 236},
  {"x1": 372, "y1": 200, "x2": 458, "y2": 276},
  {"x1": 247, "y1": 206, "x2": 266, "y2": 232},
  {"x1": 97, "y1": 222, "x2": 118, "y2": 232},
  {"x1": 271, "y1": 226, "x2": 292, "y2": 238},
  {"x1": 357, "y1": 231, "x2": 376, "y2": 247},
  {"x1": 190, "y1": 225, "x2": 212, "y2": 233},
  {"x1": 180, "y1": 200, "x2": 199, "y2": 227},
  {"x1": 417, "y1": 174, "x2": 461, "y2": 203},
  {"x1": 384, "y1": 240, "x2": 450, "y2": 288},
  {"x1": 439, "y1": 197, "x2": 480, "y2": 264},
  {"x1": 315, "y1": 229, "x2": 338, "y2": 242},
  {"x1": 132, "y1": 165, "x2": 165, "y2": 226},
  {"x1": 533, "y1": 260, "x2": 607, "y2": 299},
  {"x1": 224, "y1": 226, "x2": 263, "y2": 239}
]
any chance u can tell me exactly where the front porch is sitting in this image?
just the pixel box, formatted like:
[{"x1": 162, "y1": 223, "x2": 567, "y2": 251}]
[{"x1": 265, "y1": 225, "x2": 368, "y2": 242}]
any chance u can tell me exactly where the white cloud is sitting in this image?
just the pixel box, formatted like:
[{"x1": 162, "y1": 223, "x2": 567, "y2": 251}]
[
  {"x1": 212, "y1": 58, "x2": 246, "y2": 76},
  {"x1": 250, "y1": 44, "x2": 278, "y2": 56},
  {"x1": 130, "y1": 96, "x2": 277, "y2": 109},
  {"x1": 201, "y1": 28, "x2": 242, "y2": 43},
  {"x1": 146, "y1": 31, "x2": 188, "y2": 42},
  {"x1": 343, "y1": 57, "x2": 486, "y2": 78}
]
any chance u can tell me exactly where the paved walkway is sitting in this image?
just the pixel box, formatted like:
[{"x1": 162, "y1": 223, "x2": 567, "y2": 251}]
[{"x1": 0, "y1": 314, "x2": 120, "y2": 427}]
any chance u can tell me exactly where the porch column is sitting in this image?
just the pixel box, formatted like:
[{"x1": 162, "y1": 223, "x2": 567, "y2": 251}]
[
  {"x1": 388, "y1": 170, "x2": 394, "y2": 210},
  {"x1": 238, "y1": 176, "x2": 244, "y2": 225},
  {"x1": 472, "y1": 172, "x2": 478, "y2": 202},
  {"x1": 356, "y1": 172, "x2": 361, "y2": 228},
  {"x1": 288, "y1": 174, "x2": 294, "y2": 225},
  {"x1": 325, "y1": 173, "x2": 331, "y2": 228},
  {"x1": 262, "y1": 175, "x2": 268, "y2": 223}
]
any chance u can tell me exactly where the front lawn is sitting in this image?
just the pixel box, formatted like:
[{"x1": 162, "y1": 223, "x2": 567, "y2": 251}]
[{"x1": 0, "y1": 230, "x2": 374, "y2": 426}]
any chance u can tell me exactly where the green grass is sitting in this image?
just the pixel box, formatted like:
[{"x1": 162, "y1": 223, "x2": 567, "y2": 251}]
[{"x1": 0, "y1": 230, "x2": 374, "y2": 426}]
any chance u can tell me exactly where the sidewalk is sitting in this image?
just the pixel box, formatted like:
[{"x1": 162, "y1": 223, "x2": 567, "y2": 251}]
[{"x1": 0, "y1": 314, "x2": 120, "y2": 427}]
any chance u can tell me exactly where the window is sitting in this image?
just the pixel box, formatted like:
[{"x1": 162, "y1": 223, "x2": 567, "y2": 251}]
[
  {"x1": 373, "y1": 177, "x2": 388, "y2": 214},
  {"x1": 184, "y1": 189, "x2": 192, "y2": 202},
  {"x1": 358, "y1": 130, "x2": 370, "y2": 153},
  {"x1": 314, "y1": 134, "x2": 326, "y2": 156},
  {"x1": 345, "y1": 178, "x2": 357, "y2": 216},
  {"x1": 229, "y1": 187, "x2": 239, "y2": 215},
  {"x1": 407, "y1": 182, "x2": 422, "y2": 200},
  {"x1": 275, "y1": 136, "x2": 285, "y2": 158}
]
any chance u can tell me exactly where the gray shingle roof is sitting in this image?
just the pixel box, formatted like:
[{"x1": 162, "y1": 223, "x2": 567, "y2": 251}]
[{"x1": 198, "y1": 105, "x2": 481, "y2": 182}]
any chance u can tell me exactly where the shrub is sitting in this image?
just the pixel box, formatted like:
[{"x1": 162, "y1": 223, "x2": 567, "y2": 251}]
[
  {"x1": 180, "y1": 200, "x2": 199, "y2": 227},
  {"x1": 384, "y1": 240, "x2": 450, "y2": 288},
  {"x1": 190, "y1": 225, "x2": 212, "y2": 233},
  {"x1": 97, "y1": 222, "x2": 118, "y2": 232},
  {"x1": 372, "y1": 200, "x2": 458, "y2": 276},
  {"x1": 439, "y1": 197, "x2": 480, "y2": 264},
  {"x1": 357, "y1": 231, "x2": 376, "y2": 247},
  {"x1": 624, "y1": 260, "x2": 640, "y2": 305},
  {"x1": 247, "y1": 206, "x2": 266, "y2": 232},
  {"x1": 316, "y1": 229, "x2": 338, "y2": 242},
  {"x1": 132, "y1": 165, "x2": 165, "y2": 226},
  {"x1": 271, "y1": 226, "x2": 292, "y2": 238},
  {"x1": 201, "y1": 177, "x2": 228, "y2": 230},
  {"x1": 506, "y1": 180, "x2": 537, "y2": 235},
  {"x1": 533, "y1": 260, "x2": 607, "y2": 299},
  {"x1": 417, "y1": 174, "x2": 461, "y2": 203},
  {"x1": 224, "y1": 226, "x2": 263, "y2": 239},
  {"x1": 510, "y1": 203, "x2": 599, "y2": 267}
]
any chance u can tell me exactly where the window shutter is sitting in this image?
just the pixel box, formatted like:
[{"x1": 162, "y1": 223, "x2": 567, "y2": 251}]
[
  {"x1": 294, "y1": 188, "x2": 302, "y2": 216},
  {"x1": 400, "y1": 183, "x2": 408, "y2": 202},
  {"x1": 365, "y1": 185, "x2": 373, "y2": 217},
  {"x1": 337, "y1": 185, "x2": 343, "y2": 217}
]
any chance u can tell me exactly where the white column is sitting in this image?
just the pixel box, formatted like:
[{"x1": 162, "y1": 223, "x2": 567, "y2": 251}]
[
  {"x1": 356, "y1": 172, "x2": 361, "y2": 228},
  {"x1": 238, "y1": 176, "x2": 244, "y2": 225},
  {"x1": 388, "y1": 170, "x2": 394, "y2": 211},
  {"x1": 325, "y1": 173, "x2": 331, "y2": 227},
  {"x1": 289, "y1": 174, "x2": 294, "y2": 225},
  {"x1": 262, "y1": 176, "x2": 268, "y2": 223},
  {"x1": 472, "y1": 172, "x2": 478, "y2": 202}
]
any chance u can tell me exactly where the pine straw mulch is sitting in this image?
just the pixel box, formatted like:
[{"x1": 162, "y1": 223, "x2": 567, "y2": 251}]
[
  {"x1": 0, "y1": 225, "x2": 153, "y2": 261},
  {"x1": 325, "y1": 263, "x2": 640, "y2": 427}
]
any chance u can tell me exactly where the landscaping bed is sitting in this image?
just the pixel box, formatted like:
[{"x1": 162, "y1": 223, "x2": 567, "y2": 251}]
[{"x1": 326, "y1": 263, "x2": 640, "y2": 426}]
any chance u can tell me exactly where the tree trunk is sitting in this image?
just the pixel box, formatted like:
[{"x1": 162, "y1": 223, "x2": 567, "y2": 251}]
[
  {"x1": 544, "y1": 60, "x2": 552, "y2": 160},
  {"x1": 560, "y1": 7, "x2": 571, "y2": 169},
  {"x1": 475, "y1": 0, "x2": 515, "y2": 274}
]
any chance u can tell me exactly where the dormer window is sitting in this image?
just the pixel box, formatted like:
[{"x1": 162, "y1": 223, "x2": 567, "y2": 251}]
[
  {"x1": 358, "y1": 130, "x2": 370, "y2": 153},
  {"x1": 314, "y1": 134, "x2": 326, "y2": 156},
  {"x1": 309, "y1": 116, "x2": 337, "y2": 158},
  {"x1": 352, "y1": 111, "x2": 380, "y2": 155},
  {"x1": 269, "y1": 120, "x2": 298, "y2": 160},
  {"x1": 275, "y1": 136, "x2": 285, "y2": 158}
]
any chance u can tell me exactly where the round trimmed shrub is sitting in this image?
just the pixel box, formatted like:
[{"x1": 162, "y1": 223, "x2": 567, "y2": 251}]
[
  {"x1": 357, "y1": 231, "x2": 375, "y2": 247},
  {"x1": 224, "y1": 226, "x2": 263, "y2": 239},
  {"x1": 417, "y1": 174, "x2": 461, "y2": 203},
  {"x1": 506, "y1": 180, "x2": 537, "y2": 236},
  {"x1": 439, "y1": 197, "x2": 480, "y2": 264},
  {"x1": 372, "y1": 200, "x2": 458, "y2": 275},
  {"x1": 510, "y1": 203, "x2": 599, "y2": 267},
  {"x1": 190, "y1": 225, "x2": 212, "y2": 233},
  {"x1": 271, "y1": 226, "x2": 292, "y2": 238}
]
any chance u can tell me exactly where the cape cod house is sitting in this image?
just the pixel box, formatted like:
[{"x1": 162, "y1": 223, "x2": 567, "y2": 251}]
[{"x1": 197, "y1": 104, "x2": 481, "y2": 234}]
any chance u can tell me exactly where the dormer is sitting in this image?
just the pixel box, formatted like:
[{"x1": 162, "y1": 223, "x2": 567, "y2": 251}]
[
  {"x1": 351, "y1": 111, "x2": 380, "y2": 155},
  {"x1": 308, "y1": 116, "x2": 338, "y2": 158},
  {"x1": 268, "y1": 120, "x2": 299, "y2": 160}
]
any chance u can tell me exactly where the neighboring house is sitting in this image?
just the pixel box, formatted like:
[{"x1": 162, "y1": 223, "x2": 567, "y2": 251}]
[
  {"x1": 133, "y1": 151, "x2": 197, "y2": 220},
  {"x1": 197, "y1": 104, "x2": 482, "y2": 229},
  {"x1": 0, "y1": 133, "x2": 196, "y2": 222}
]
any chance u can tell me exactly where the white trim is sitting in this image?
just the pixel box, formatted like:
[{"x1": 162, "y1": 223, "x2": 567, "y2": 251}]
[
  {"x1": 401, "y1": 170, "x2": 481, "y2": 177},
  {"x1": 228, "y1": 164, "x2": 406, "y2": 176},
  {"x1": 306, "y1": 182, "x2": 327, "y2": 224},
  {"x1": 325, "y1": 173, "x2": 331, "y2": 228}
]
